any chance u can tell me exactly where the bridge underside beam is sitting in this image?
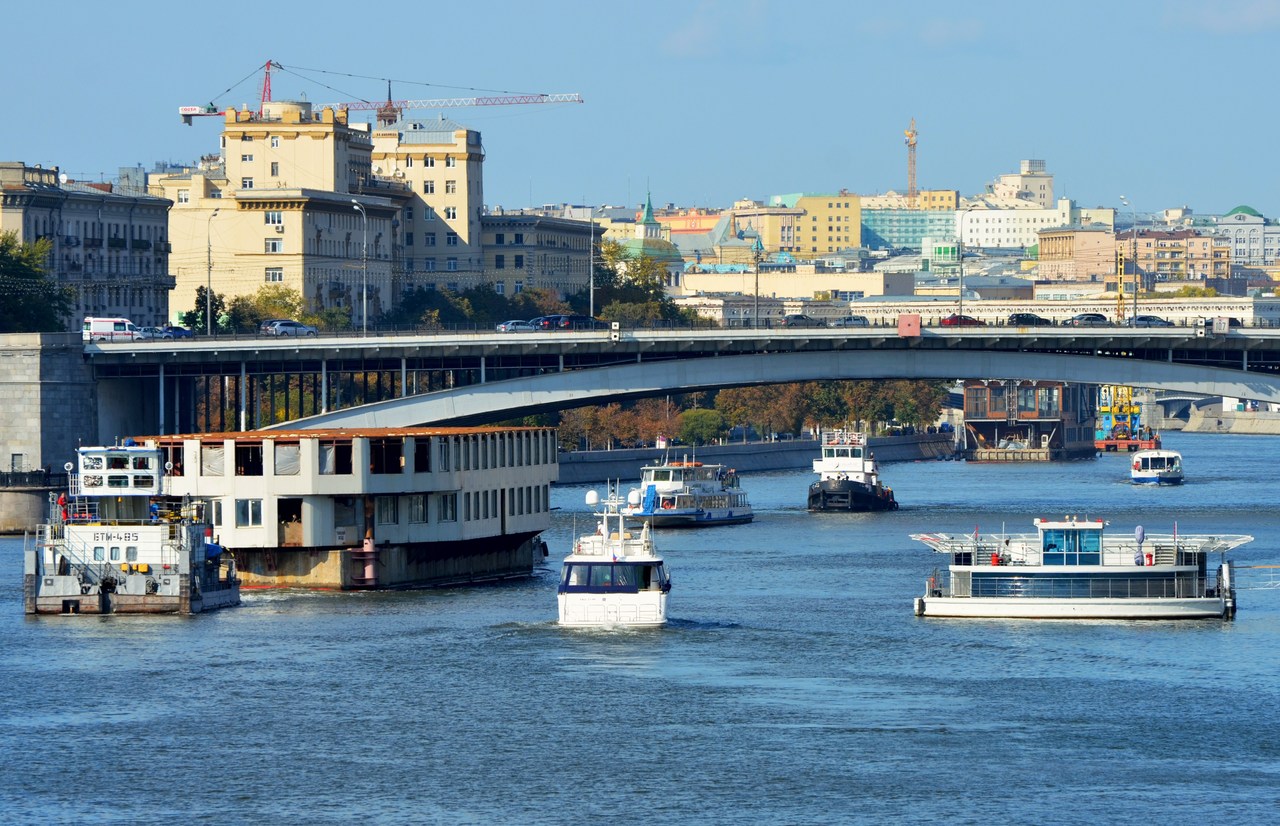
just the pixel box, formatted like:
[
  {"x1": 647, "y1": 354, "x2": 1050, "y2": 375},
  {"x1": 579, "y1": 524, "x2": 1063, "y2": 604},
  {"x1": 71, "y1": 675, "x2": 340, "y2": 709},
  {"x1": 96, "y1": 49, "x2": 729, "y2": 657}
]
[{"x1": 269, "y1": 350, "x2": 1280, "y2": 429}]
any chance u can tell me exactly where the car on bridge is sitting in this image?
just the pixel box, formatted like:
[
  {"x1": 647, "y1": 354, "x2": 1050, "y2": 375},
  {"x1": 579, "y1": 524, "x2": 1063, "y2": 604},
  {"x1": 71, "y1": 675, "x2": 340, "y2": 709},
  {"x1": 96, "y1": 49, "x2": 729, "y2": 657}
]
[
  {"x1": 496, "y1": 320, "x2": 536, "y2": 332},
  {"x1": 1131, "y1": 315, "x2": 1174, "y2": 327},
  {"x1": 1064, "y1": 312, "x2": 1108, "y2": 327},
  {"x1": 831, "y1": 315, "x2": 870, "y2": 328},
  {"x1": 262, "y1": 320, "x2": 318, "y2": 337},
  {"x1": 550, "y1": 314, "x2": 609, "y2": 330},
  {"x1": 161, "y1": 325, "x2": 195, "y2": 339},
  {"x1": 1007, "y1": 312, "x2": 1054, "y2": 327},
  {"x1": 941, "y1": 314, "x2": 985, "y2": 327},
  {"x1": 778, "y1": 314, "x2": 826, "y2": 328}
]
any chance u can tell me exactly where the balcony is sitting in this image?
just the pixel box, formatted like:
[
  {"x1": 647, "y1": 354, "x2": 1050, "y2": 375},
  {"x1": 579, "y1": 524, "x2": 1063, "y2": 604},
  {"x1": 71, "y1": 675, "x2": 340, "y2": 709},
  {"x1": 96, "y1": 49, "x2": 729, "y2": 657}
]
[
  {"x1": 83, "y1": 238, "x2": 103, "y2": 249},
  {"x1": 131, "y1": 239, "x2": 152, "y2": 251},
  {"x1": 107, "y1": 238, "x2": 127, "y2": 249}
]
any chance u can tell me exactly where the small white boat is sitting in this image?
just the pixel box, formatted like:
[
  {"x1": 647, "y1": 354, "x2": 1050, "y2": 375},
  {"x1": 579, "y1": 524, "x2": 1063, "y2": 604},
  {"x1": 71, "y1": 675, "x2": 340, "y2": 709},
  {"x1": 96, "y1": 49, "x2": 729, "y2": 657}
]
[
  {"x1": 624, "y1": 457, "x2": 752, "y2": 527},
  {"x1": 558, "y1": 488, "x2": 670, "y2": 627},
  {"x1": 912, "y1": 517, "x2": 1251, "y2": 620},
  {"x1": 1131, "y1": 449, "x2": 1183, "y2": 485}
]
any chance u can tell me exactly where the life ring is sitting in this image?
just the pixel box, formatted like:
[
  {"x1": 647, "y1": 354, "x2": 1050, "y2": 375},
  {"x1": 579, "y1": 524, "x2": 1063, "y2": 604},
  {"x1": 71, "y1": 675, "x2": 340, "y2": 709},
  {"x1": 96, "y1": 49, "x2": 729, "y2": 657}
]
[{"x1": 1133, "y1": 460, "x2": 1140, "y2": 470}]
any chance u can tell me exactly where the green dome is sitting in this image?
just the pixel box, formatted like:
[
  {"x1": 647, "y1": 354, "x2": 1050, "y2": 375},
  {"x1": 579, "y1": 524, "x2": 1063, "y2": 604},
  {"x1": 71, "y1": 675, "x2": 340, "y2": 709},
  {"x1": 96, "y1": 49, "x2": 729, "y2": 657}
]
[{"x1": 1224, "y1": 205, "x2": 1263, "y2": 218}]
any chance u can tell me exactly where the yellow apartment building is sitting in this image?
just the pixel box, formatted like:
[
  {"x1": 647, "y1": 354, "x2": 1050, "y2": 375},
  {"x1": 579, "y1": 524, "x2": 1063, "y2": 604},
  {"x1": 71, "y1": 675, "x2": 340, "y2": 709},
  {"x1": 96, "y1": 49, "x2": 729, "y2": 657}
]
[
  {"x1": 768, "y1": 193, "x2": 862, "y2": 258},
  {"x1": 1037, "y1": 227, "x2": 1117, "y2": 282},
  {"x1": 153, "y1": 101, "x2": 406, "y2": 326}
]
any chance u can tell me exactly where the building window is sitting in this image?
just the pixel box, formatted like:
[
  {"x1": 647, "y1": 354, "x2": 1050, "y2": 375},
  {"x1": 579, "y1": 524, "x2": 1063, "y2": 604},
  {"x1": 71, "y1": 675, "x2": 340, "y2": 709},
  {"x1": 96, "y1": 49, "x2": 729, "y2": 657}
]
[
  {"x1": 424, "y1": 259, "x2": 436, "y2": 271},
  {"x1": 424, "y1": 156, "x2": 435, "y2": 168},
  {"x1": 405, "y1": 233, "x2": 414, "y2": 246},
  {"x1": 270, "y1": 162, "x2": 279, "y2": 177},
  {"x1": 514, "y1": 254, "x2": 524, "y2": 268},
  {"x1": 376, "y1": 496, "x2": 399, "y2": 525},
  {"x1": 264, "y1": 211, "x2": 283, "y2": 225},
  {"x1": 408, "y1": 494, "x2": 427, "y2": 523},
  {"x1": 514, "y1": 233, "x2": 524, "y2": 244},
  {"x1": 446, "y1": 258, "x2": 458, "y2": 271},
  {"x1": 495, "y1": 282, "x2": 505, "y2": 295},
  {"x1": 241, "y1": 154, "x2": 253, "y2": 162},
  {"x1": 270, "y1": 136, "x2": 280, "y2": 148},
  {"x1": 423, "y1": 181, "x2": 435, "y2": 194},
  {"x1": 265, "y1": 267, "x2": 283, "y2": 283},
  {"x1": 495, "y1": 254, "x2": 505, "y2": 269},
  {"x1": 241, "y1": 178, "x2": 254, "y2": 189},
  {"x1": 445, "y1": 180, "x2": 457, "y2": 194},
  {"x1": 424, "y1": 207, "x2": 436, "y2": 220},
  {"x1": 446, "y1": 232, "x2": 459, "y2": 246},
  {"x1": 495, "y1": 233, "x2": 505, "y2": 245},
  {"x1": 514, "y1": 281, "x2": 523, "y2": 293},
  {"x1": 241, "y1": 135, "x2": 253, "y2": 142},
  {"x1": 425, "y1": 233, "x2": 436, "y2": 247},
  {"x1": 265, "y1": 239, "x2": 281, "y2": 253},
  {"x1": 177, "y1": 190, "x2": 190, "y2": 204},
  {"x1": 405, "y1": 156, "x2": 414, "y2": 168},
  {"x1": 445, "y1": 157, "x2": 456, "y2": 168},
  {"x1": 438, "y1": 493, "x2": 457, "y2": 522},
  {"x1": 235, "y1": 499, "x2": 263, "y2": 527},
  {"x1": 445, "y1": 207, "x2": 457, "y2": 220},
  {"x1": 405, "y1": 206, "x2": 414, "y2": 220}
]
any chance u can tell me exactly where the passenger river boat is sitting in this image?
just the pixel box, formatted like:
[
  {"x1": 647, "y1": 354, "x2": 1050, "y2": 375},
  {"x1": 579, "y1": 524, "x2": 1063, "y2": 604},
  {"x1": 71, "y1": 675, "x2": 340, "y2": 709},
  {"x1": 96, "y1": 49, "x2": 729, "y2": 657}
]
[
  {"x1": 1130, "y1": 449, "x2": 1184, "y2": 485},
  {"x1": 911, "y1": 516, "x2": 1251, "y2": 620},
  {"x1": 624, "y1": 457, "x2": 752, "y2": 527},
  {"x1": 808, "y1": 430, "x2": 897, "y2": 512},
  {"x1": 23, "y1": 444, "x2": 240, "y2": 615},
  {"x1": 558, "y1": 488, "x2": 670, "y2": 627}
]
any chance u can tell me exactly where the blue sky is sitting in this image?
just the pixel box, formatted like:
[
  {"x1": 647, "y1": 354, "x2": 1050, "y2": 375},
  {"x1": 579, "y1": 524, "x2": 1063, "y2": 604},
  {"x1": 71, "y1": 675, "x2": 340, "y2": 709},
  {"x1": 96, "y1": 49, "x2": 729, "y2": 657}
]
[{"x1": 7, "y1": 0, "x2": 1280, "y2": 217}]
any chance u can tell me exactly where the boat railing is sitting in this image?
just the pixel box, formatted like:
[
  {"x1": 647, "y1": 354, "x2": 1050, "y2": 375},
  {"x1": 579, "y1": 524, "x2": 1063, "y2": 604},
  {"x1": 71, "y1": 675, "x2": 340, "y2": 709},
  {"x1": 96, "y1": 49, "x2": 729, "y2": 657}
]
[
  {"x1": 38, "y1": 524, "x2": 115, "y2": 586},
  {"x1": 941, "y1": 570, "x2": 1215, "y2": 600}
]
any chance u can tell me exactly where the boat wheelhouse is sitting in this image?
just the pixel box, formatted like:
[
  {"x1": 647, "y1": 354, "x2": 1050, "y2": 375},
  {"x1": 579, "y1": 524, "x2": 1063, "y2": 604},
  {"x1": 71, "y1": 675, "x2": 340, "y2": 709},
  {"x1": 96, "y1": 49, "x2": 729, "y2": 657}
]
[
  {"x1": 153, "y1": 427, "x2": 557, "y2": 590},
  {"x1": 1130, "y1": 449, "x2": 1183, "y2": 485},
  {"x1": 911, "y1": 517, "x2": 1251, "y2": 620},
  {"x1": 623, "y1": 458, "x2": 752, "y2": 527},
  {"x1": 24, "y1": 445, "x2": 240, "y2": 615},
  {"x1": 808, "y1": 430, "x2": 897, "y2": 512},
  {"x1": 558, "y1": 488, "x2": 670, "y2": 627}
]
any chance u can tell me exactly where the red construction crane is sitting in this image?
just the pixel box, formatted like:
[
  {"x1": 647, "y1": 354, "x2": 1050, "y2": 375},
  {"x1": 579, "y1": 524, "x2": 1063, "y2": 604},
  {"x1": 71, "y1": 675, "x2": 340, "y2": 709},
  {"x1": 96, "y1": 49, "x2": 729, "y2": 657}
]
[{"x1": 180, "y1": 60, "x2": 583, "y2": 125}]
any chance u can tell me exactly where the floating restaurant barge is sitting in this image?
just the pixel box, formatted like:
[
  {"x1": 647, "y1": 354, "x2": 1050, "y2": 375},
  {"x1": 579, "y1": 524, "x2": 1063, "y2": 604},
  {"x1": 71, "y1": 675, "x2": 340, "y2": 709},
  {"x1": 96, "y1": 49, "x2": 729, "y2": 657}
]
[
  {"x1": 151, "y1": 427, "x2": 557, "y2": 590},
  {"x1": 962, "y1": 380, "x2": 1098, "y2": 461}
]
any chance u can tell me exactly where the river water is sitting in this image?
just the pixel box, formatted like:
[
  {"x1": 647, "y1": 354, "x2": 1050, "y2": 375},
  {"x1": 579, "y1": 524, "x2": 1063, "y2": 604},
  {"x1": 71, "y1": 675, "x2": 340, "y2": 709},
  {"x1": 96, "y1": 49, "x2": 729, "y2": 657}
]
[{"x1": 2, "y1": 432, "x2": 1278, "y2": 824}]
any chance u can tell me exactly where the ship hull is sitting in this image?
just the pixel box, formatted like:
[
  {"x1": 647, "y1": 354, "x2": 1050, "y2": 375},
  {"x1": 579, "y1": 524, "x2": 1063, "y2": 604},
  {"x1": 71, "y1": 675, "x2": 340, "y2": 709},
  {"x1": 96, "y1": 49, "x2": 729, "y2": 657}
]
[{"x1": 807, "y1": 480, "x2": 897, "y2": 512}]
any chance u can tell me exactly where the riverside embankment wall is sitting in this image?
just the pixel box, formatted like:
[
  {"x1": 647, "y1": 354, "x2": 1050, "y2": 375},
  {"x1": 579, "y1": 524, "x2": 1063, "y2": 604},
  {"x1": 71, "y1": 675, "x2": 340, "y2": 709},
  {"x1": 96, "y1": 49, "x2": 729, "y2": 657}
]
[{"x1": 555, "y1": 433, "x2": 955, "y2": 485}]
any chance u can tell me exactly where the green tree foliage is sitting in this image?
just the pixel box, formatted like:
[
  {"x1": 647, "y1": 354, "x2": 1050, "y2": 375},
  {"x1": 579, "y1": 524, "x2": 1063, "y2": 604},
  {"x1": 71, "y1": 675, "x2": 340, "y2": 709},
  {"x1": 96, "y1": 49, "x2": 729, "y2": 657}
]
[
  {"x1": 0, "y1": 232, "x2": 72, "y2": 333},
  {"x1": 1171, "y1": 286, "x2": 1219, "y2": 297},
  {"x1": 185, "y1": 285, "x2": 226, "y2": 334},
  {"x1": 677, "y1": 408, "x2": 726, "y2": 446},
  {"x1": 568, "y1": 239, "x2": 681, "y2": 324}
]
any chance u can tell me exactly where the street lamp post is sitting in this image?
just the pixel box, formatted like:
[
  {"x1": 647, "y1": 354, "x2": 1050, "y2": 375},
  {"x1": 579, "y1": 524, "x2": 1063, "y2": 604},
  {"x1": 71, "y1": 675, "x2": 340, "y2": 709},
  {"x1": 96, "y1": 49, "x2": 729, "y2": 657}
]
[
  {"x1": 1120, "y1": 196, "x2": 1138, "y2": 322},
  {"x1": 752, "y1": 236, "x2": 763, "y2": 329},
  {"x1": 957, "y1": 205, "x2": 976, "y2": 318},
  {"x1": 351, "y1": 200, "x2": 368, "y2": 336},
  {"x1": 205, "y1": 208, "x2": 220, "y2": 336}
]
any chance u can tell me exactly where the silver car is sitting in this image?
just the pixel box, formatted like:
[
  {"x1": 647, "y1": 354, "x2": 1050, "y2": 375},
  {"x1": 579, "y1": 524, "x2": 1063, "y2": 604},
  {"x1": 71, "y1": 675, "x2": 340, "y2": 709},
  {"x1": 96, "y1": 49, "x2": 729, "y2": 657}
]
[{"x1": 263, "y1": 320, "x2": 318, "y2": 337}]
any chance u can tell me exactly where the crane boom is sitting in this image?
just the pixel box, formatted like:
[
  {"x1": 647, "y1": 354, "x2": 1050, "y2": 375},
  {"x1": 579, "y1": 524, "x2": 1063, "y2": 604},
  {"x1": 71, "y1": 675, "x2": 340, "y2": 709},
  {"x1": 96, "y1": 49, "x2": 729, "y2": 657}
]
[{"x1": 322, "y1": 93, "x2": 584, "y2": 111}]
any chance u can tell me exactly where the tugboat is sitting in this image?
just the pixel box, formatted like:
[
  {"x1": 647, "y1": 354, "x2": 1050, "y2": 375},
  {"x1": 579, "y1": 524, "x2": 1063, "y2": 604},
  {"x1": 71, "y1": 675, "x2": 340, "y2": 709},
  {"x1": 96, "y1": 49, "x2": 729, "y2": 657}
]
[
  {"x1": 911, "y1": 517, "x2": 1250, "y2": 619},
  {"x1": 558, "y1": 488, "x2": 670, "y2": 627},
  {"x1": 624, "y1": 457, "x2": 752, "y2": 527},
  {"x1": 23, "y1": 443, "x2": 240, "y2": 615},
  {"x1": 808, "y1": 430, "x2": 897, "y2": 512}
]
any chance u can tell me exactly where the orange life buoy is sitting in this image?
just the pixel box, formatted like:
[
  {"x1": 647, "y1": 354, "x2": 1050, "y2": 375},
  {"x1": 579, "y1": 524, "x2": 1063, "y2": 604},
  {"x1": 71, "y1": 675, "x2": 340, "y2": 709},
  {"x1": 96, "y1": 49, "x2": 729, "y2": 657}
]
[{"x1": 1133, "y1": 460, "x2": 1140, "y2": 470}]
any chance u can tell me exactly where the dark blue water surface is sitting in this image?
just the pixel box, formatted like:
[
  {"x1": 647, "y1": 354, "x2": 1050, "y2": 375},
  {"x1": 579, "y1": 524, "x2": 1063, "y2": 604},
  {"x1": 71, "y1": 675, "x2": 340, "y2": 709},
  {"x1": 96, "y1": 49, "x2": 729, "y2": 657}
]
[{"x1": 2, "y1": 432, "x2": 1278, "y2": 824}]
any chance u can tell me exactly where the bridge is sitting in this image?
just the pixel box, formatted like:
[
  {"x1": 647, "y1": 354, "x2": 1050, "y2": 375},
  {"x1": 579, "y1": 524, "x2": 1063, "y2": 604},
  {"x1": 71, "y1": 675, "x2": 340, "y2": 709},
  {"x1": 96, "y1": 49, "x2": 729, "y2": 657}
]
[{"x1": 77, "y1": 324, "x2": 1280, "y2": 432}]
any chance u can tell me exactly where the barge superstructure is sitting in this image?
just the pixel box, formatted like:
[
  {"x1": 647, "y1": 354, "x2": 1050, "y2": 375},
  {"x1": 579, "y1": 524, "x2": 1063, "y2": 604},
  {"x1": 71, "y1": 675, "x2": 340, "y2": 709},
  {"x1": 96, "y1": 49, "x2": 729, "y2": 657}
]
[{"x1": 152, "y1": 427, "x2": 557, "y2": 590}]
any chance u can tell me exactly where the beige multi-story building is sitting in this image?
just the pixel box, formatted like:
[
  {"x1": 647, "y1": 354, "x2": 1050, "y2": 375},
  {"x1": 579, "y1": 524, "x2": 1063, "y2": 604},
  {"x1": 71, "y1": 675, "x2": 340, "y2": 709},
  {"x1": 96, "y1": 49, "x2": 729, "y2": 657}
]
[
  {"x1": 153, "y1": 102, "x2": 408, "y2": 327},
  {"x1": 1037, "y1": 226, "x2": 1117, "y2": 282},
  {"x1": 768, "y1": 192, "x2": 862, "y2": 257},
  {"x1": 991, "y1": 159, "x2": 1054, "y2": 207},
  {"x1": 728, "y1": 199, "x2": 805, "y2": 256},
  {"x1": 860, "y1": 189, "x2": 958, "y2": 211},
  {"x1": 371, "y1": 114, "x2": 484, "y2": 288},
  {"x1": 479, "y1": 213, "x2": 595, "y2": 297},
  {"x1": 1, "y1": 162, "x2": 174, "y2": 331},
  {"x1": 1115, "y1": 229, "x2": 1230, "y2": 288}
]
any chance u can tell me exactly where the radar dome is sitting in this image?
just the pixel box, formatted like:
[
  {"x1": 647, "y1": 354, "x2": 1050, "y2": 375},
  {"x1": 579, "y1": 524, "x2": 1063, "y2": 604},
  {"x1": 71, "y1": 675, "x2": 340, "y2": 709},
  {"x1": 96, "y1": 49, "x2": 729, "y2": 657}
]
[{"x1": 585, "y1": 490, "x2": 600, "y2": 506}]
